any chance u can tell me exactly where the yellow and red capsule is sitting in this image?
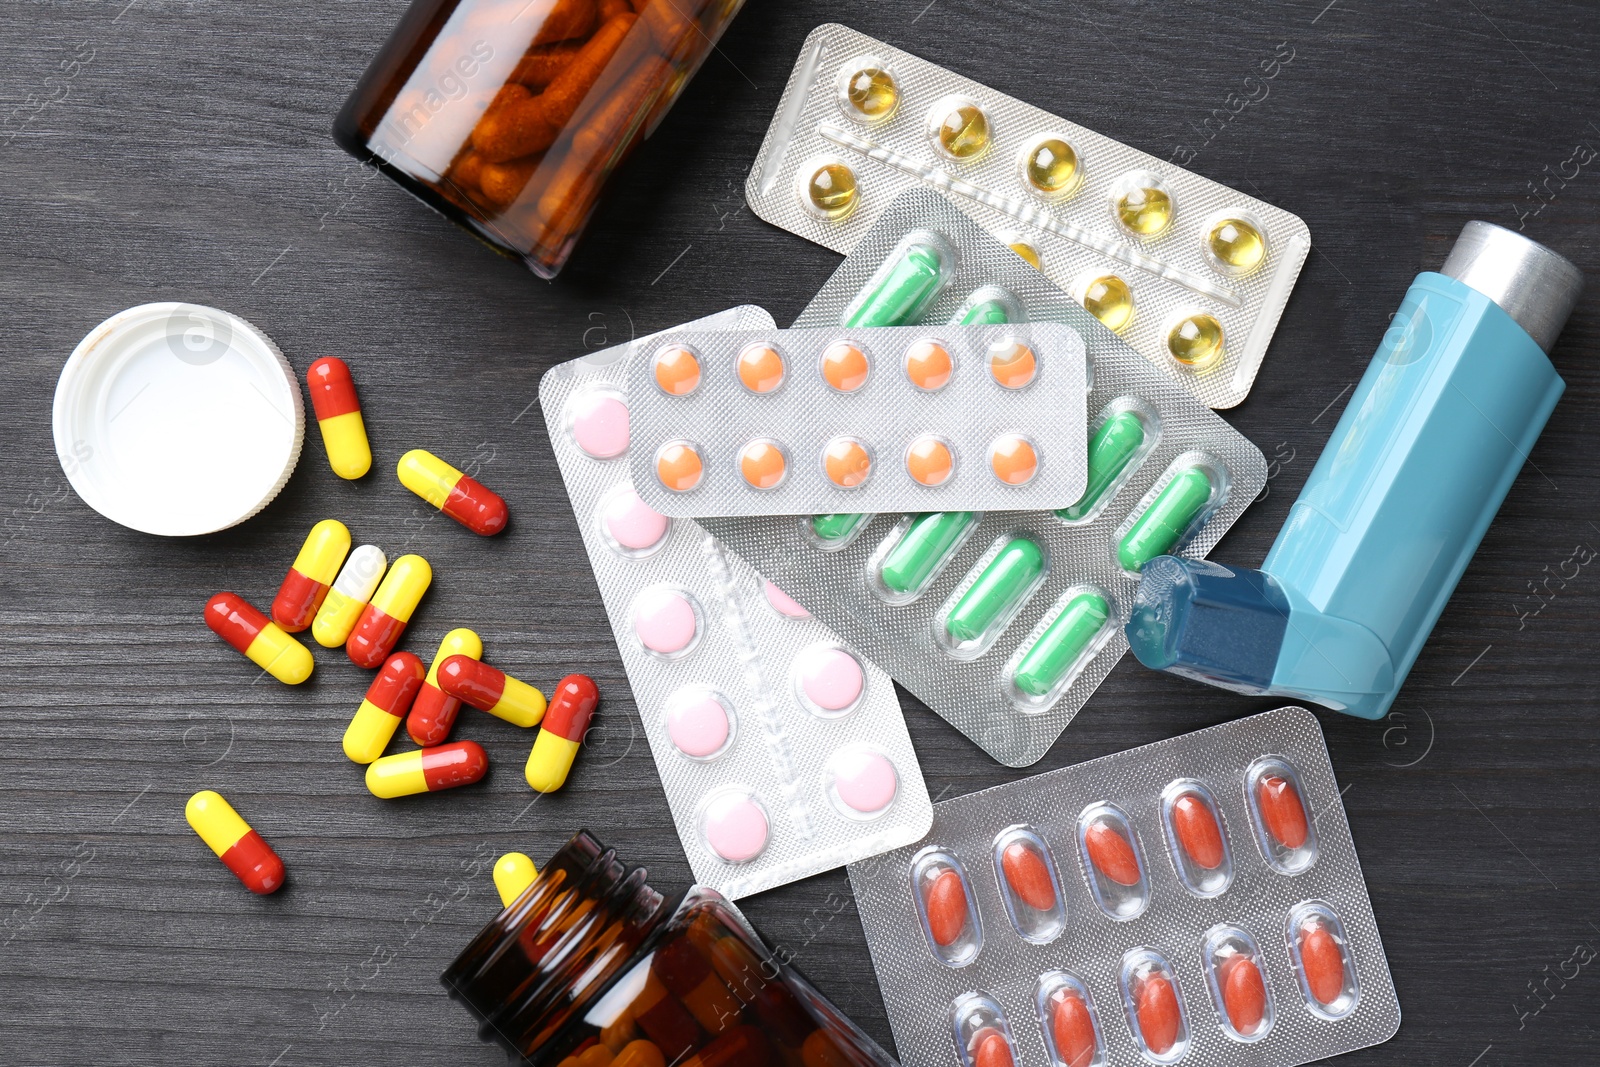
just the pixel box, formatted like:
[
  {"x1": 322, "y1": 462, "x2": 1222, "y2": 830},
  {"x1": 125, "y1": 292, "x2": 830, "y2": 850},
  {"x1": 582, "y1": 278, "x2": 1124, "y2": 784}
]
[
  {"x1": 307, "y1": 357, "x2": 372, "y2": 479},
  {"x1": 398, "y1": 449, "x2": 508, "y2": 536},
  {"x1": 343, "y1": 651, "x2": 426, "y2": 763},
  {"x1": 185, "y1": 790, "x2": 285, "y2": 894},
  {"x1": 525, "y1": 673, "x2": 599, "y2": 793},
  {"x1": 205, "y1": 592, "x2": 314, "y2": 685},
  {"x1": 407, "y1": 628, "x2": 484, "y2": 746},
  {"x1": 346, "y1": 553, "x2": 432, "y2": 669},
  {"x1": 271, "y1": 519, "x2": 351, "y2": 632},
  {"x1": 366, "y1": 740, "x2": 489, "y2": 798},
  {"x1": 438, "y1": 655, "x2": 548, "y2": 728}
]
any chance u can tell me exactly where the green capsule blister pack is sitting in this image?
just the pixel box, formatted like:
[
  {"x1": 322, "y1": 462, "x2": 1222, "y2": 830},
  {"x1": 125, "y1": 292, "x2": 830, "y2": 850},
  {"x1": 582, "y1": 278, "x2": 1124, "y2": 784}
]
[{"x1": 700, "y1": 190, "x2": 1267, "y2": 767}]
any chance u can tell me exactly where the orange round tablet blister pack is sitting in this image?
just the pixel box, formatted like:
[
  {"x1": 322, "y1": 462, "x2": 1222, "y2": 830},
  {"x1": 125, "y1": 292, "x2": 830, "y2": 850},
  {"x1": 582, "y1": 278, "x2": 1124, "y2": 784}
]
[
  {"x1": 656, "y1": 441, "x2": 704, "y2": 492},
  {"x1": 988, "y1": 339, "x2": 1038, "y2": 389},
  {"x1": 821, "y1": 341, "x2": 871, "y2": 392},
  {"x1": 654, "y1": 345, "x2": 702, "y2": 396},
  {"x1": 739, "y1": 439, "x2": 787, "y2": 490},
  {"x1": 737, "y1": 343, "x2": 785, "y2": 394},
  {"x1": 989, "y1": 435, "x2": 1038, "y2": 485},
  {"x1": 904, "y1": 340, "x2": 954, "y2": 392},
  {"x1": 906, "y1": 436, "x2": 955, "y2": 487},
  {"x1": 823, "y1": 437, "x2": 873, "y2": 488}
]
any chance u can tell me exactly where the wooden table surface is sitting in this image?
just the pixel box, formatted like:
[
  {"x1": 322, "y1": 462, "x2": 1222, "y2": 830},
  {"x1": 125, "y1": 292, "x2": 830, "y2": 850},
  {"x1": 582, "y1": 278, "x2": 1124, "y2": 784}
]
[{"x1": 3, "y1": 1, "x2": 1597, "y2": 1063}]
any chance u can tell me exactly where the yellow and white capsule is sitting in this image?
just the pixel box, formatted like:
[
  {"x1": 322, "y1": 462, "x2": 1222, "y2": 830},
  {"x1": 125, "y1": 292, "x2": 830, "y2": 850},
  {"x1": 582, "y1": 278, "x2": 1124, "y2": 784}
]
[{"x1": 312, "y1": 544, "x2": 387, "y2": 648}]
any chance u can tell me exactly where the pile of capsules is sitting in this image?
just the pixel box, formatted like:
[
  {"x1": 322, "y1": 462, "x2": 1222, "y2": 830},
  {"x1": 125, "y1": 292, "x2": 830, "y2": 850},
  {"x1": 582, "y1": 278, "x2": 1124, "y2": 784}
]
[{"x1": 188, "y1": 357, "x2": 600, "y2": 895}]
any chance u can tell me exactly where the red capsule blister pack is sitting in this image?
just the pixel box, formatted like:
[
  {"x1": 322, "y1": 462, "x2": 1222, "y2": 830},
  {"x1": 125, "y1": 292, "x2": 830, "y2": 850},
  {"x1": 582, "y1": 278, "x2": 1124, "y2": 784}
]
[{"x1": 846, "y1": 707, "x2": 1398, "y2": 1067}]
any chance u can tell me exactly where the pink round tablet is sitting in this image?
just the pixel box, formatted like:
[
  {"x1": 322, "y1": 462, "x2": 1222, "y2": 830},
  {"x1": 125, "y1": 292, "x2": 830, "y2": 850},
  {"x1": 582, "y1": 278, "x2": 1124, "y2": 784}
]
[
  {"x1": 796, "y1": 645, "x2": 865, "y2": 713},
  {"x1": 632, "y1": 587, "x2": 698, "y2": 656},
  {"x1": 601, "y1": 487, "x2": 669, "y2": 552},
  {"x1": 570, "y1": 392, "x2": 630, "y2": 459},
  {"x1": 703, "y1": 792, "x2": 768, "y2": 863},
  {"x1": 763, "y1": 579, "x2": 811, "y2": 619},
  {"x1": 829, "y1": 747, "x2": 898, "y2": 815},
  {"x1": 667, "y1": 693, "x2": 731, "y2": 758}
]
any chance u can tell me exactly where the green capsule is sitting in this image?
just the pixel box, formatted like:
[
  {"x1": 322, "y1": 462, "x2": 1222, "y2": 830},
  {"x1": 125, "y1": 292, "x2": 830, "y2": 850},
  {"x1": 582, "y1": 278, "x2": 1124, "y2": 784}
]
[
  {"x1": 945, "y1": 538, "x2": 1046, "y2": 643},
  {"x1": 1057, "y1": 410, "x2": 1148, "y2": 522},
  {"x1": 955, "y1": 298, "x2": 1011, "y2": 325},
  {"x1": 845, "y1": 243, "x2": 947, "y2": 327},
  {"x1": 810, "y1": 512, "x2": 869, "y2": 543},
  {"x1": 878, "y1": 511, "x2": 976, "y2": 596},
  {"x1": 1117, "y1": 466, "x2": 1216, "y2": 572},
  {"x1": 1013, "y1": 591, "x2": 1111, "y2": 697}
]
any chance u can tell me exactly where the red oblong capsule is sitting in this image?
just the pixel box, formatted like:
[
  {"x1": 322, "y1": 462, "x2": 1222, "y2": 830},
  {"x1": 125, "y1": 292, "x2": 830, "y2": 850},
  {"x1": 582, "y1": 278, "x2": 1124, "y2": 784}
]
[
  {"x1": 1050, "y1": 991, "x2": 1097, "y2": 1067},
  {"x1": 925, "y1": 868, "x2": 968, "y2": 946},
  {"x1": 1257, "y1": 774, "x2": 1309, "y2": 849},
  {"x1": 1221, "y1": 954, "x2": 1268, "y2": 1035},
  {"x1": 1001, "y1": 841, "x2": 1056, "y2": 912},
  {"x1": 1135, "y1": 972, "x2": 1181, "y2": 1055},
  {"x1": 1298, "y1": 920, "x2": 1347, "y2": 1006},
  {"x1": 1171, "y1": 792, "x2": 1226, "y2": 869},
  {"x1": 971, "y1": 1029, "x2": 1014, "y2": 1067},
  {"x1": 1084, "y1": 820, "x2": 1141, "y2": 886}
]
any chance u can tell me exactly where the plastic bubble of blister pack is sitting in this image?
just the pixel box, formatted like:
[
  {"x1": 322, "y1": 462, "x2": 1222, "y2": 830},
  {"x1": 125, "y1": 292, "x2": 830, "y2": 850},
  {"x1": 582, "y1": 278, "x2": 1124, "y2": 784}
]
[
  {"x1": 700, "y1": 190, "x2": 1267, "y2": 767},
  {"x1": 621, "y1": 322, "x2": 1088, "y2": 517},
  {"x1": 745, "y1": 24, "x2": 1312, "y2": 409},
  {"x1": 846, "y1": 707, "x2": 1401, "y2": 1067},
  {"x1": 537, "y1": 305, "x2": 933, "y2": 899}
]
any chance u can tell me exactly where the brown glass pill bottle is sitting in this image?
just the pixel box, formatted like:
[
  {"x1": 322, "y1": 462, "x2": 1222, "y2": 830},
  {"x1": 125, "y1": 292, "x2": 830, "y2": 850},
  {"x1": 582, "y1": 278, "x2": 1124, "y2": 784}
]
[
  {"x1": 443, "y1": 831, "x2": 898, "y2": 1066},
  {"x1": 334, "y1": 0, "x2": 746, "y2": 278}
]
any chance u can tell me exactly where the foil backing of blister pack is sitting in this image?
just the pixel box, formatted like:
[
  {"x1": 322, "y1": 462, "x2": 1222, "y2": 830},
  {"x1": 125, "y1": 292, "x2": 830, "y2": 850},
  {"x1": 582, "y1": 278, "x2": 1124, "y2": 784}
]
[
  {"x1": 846, "y1": 707, "x2": 1401, "y2": 1067},
  {"x1": 746, "y1": 24, "x2": 1311, "y2": 409},
  {"x1": 624, "y1": 323, "x2": 1088, "y2": 517},
  {"x1": 538, "y1": 306, "x2": 933, "y2": 898},
  {"x1": 702, "y1": 191, "x2": 1267, "y2": 767}
]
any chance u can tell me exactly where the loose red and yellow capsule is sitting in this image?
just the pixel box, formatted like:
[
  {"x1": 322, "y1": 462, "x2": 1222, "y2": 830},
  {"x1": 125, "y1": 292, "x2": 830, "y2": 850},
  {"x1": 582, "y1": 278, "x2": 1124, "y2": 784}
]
[
  {"x1": 205, "y1": 592, "x2": 314, "y2": 684},
  {"x1": 438, "y1": 655, "x2": 548, "y2": 728},
  {"x1": 343, "y1": 651, "x2": 426, "y2": 763},
  {"x1": 312, "y1": 544, "x2": 387, "y2": 648},
  {"x1": 306, "y1": 356, "x2": 371, "y2": 479},
  {"x1": 366, "y1": 739, "x2": 488, "y2": 798},
  {"x1": 525, "y1": 673, "x2": 599, "y2": 792},
  {"x1": 398, "y1": 449, "x2": 508, "y2": 536},
  {"x1": 406, "y1": 628, "x2": 484, "y2": 746},
  {"x1": 494, "y1": 852, "x2": 538, "y2": 906},
  {"x1": 346, "y1": 553, "x2": 432, "y2": 668},
  {"x1": 185, "y1": 790, "x2": 285, "y2": 894},
  {"x1": 1257, "y1": 773, "x2": 1309, "y2": 849},
  {"x1": 271, "y1": 518, "x2": 351, "y2": 632}
]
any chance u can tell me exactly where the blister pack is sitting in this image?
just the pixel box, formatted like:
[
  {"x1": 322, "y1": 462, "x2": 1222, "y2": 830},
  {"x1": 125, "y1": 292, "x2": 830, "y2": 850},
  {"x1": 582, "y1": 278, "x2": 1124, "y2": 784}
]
[
  {"x1": 745, "y1": 24, "x2": 1311, "y2": 409},
  {"x1": 538, "y1": 306, "x2": 933, "y2": 899},
  {"x1": 846, "y1": 707, "x2": 1400, "y2": 1067},
  {"x1": 622, "y1": 321, "x2": 1088, "y2": 518},
  {"x1": 701, "y1": 191, "x2": 1266, "y2": 767}
]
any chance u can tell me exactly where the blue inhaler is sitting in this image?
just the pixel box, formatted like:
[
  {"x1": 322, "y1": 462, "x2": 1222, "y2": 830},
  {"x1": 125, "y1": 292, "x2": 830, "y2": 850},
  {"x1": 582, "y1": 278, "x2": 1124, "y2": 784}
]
[{"x1": 1127, "y1": 222, "x2": 1583, "y2": 720}]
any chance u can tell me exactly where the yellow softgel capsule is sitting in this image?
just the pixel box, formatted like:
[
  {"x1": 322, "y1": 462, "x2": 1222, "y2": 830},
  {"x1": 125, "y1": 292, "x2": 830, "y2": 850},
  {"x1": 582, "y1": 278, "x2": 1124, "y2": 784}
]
[
  {"x1": 805, "y1": 162, "x2": 858, "y2": 220},
  {"x1": 843, "y1": 65, "x2": 898, "y2": 121},
  {"x1": 1168, "y1": 312, "x2": 1226, "y2": 368},
  {"x1": 1081, "y1": 274, "x2": 1135, "y2": 333},
  {"x1": 1112, "y1": 173, "x2": 1174, "y2": 236},
  {"x1": 1008, "y1": 242, "x2": 1042, "y2": 271},
  {"x1": 931, "y1": 98, "x2": 990, "y2": 159},
  {"x1": 494, "y1": 852, "x2": 538, "y2": 907},
  {"x1": 1023, "y1": 137, "x2": 1080, "y2": 195},
  {"x1": 1207, "y1": 216, "x2": 1267, "y2": 273}
]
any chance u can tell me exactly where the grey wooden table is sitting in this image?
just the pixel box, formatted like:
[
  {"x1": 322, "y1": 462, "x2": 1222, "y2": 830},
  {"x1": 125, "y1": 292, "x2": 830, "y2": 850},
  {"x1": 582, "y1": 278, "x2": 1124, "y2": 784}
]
[{"x1": 3, "y1": 1, "x2": 1598, "y2": 1064}]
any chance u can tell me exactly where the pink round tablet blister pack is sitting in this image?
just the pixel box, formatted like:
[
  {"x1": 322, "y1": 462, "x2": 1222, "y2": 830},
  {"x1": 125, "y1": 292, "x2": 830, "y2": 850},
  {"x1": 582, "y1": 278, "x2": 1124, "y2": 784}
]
[
  {"x1": 632, "y1": 585, "x2": 701, "y2": 658},
  {"x1": 666, "y1": 689, "x2": 733, "y2": 759},
  {"x1": 702, "y1": 789, "x2": 769, "y2": 863},
  {"x1": 794, "y1": 643, "x2": 866, "y2": 716},
  {"x1": 569, "y1": 390, "x2": 630, "y2": 459},
  {"x1": 600, "y1": 486, "x2": 670, "y2": 555},
  {"x1": 763, "y1": 579, "x2": 812, "y2": 619},
  {"x1": 828, "y1": 745, "x2": 899, "y2": 817}
]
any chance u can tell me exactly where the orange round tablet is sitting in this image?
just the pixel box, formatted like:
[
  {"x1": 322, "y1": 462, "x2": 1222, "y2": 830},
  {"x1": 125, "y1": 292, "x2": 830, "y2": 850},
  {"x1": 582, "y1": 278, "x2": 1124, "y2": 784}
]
[
  {"x1": 906, "y1": 436, "x2": 955, "y2": 487},
  {"x1": 821, "y1": 341, "x2": 871, "y2": 392},
  {"x1": 823, "y1": 437, "x2": 872, "y2": 488},
  {"x1": 656, "y1": 442, "x2": 704, "y2": 491},
  {"x1": 988, "y1": 339, "x2": 1038, "y2": 389},
  {"x1": 990, "y1": 435, "x2": 1039, "y2": 485},
  {"x1": 654, "y1": 346, "x2": 701, "y2": 396},
  {"x1": 904, "y1": 340, "x2": 954, "y2": 392},
  {"x1": 739, "y1": 439, "x2": 787, "y2": 490},
  {"x1": 737, "y1": 343, "x2": 785, "y2": 394}
]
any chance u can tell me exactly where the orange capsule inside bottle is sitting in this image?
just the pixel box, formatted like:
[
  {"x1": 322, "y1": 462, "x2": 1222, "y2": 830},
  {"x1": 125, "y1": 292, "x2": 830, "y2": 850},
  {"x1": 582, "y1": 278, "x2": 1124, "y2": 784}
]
[
  {"x1": 820, "y1": 341, "x2": 870, "y2": 393},
  {"x1": 656, "y1": 442, "x2": 704, "y2": 492},
  {"x1": 823, "y1": 437, "x2": 872, "y2": 488}
]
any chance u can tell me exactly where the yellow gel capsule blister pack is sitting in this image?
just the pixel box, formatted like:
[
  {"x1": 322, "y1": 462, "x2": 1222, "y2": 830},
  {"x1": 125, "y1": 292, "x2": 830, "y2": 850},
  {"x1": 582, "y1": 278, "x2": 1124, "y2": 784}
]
[
  {"x1": 621, "y1": 322, "x2": 1088, "y2": 518},
  {"x1": 746, "y1": 24, "x2": 1311, "y2": 409}
]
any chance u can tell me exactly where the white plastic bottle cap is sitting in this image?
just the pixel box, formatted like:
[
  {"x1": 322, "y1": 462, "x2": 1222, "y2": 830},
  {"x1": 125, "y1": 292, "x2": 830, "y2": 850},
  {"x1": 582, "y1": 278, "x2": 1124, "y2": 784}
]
[{"x1": 52, "y1": 303, "x2": 304, "y2": 536}]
